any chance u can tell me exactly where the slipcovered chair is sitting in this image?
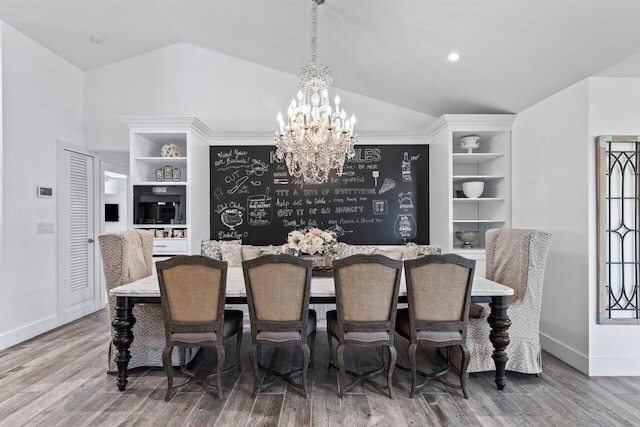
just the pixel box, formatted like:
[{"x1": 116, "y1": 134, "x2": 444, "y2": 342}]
[
  {"x1": 396, "y1": 254, "x2": 476, "y2": 398},
  {"x1": 462, "y1": 228, "x2": 551, "y2": 374},
  {"x1": 327, "y1": 254, "x2": 403, "y2": 399},
  {"x1": 157, "y1": 256, "x2": 243, "y2": 401},
  {"x1": 242, "y1": 254, "x2": 316, "y2": 398},
  {"x1": 98, "y1": 230, "x2": 192, "y2": 372}
]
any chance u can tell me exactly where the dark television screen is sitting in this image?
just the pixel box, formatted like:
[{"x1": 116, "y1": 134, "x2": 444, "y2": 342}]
[{"x1": 105, "y1": 204, "x2": 119, "y2": 222}]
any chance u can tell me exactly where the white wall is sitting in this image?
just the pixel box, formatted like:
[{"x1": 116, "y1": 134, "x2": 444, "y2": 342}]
[
  {"x1": 85, "y1": 43, "x2": 434, "y2": 151},
  {"x1": 0, "y1": 23, "x2": 85, "y2": 348},
  {"x1": 587, "y1": 77, "x2": 640, "y2": 375},
  {"x1": 512, "y1": 80, "x2": 591, "y2": 373}
]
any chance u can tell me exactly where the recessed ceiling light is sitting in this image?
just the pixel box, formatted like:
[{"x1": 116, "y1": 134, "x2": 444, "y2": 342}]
[
  {"x1": 448, "y1": 52, "x2": 460, "y2": 62},
  {"x1": 90, "y1": 34, "x2": 105, "y2": 45}
]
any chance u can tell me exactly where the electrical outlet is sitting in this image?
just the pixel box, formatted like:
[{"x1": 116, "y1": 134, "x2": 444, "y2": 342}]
[{"x1": 37, "y1": 223, "x2": 54, "y2": 234}]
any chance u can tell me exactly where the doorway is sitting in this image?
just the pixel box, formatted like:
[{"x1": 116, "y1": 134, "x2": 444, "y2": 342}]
[{"x1": 98, "y1": 161, "x2": 129, "y2": 307}]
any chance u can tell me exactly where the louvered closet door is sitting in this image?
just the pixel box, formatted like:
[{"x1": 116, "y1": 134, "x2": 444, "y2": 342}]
[{"x1": 60, "y1": 149, "x2": 96, "y2": 321}]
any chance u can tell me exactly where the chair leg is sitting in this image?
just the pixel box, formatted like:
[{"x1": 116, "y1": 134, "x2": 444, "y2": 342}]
[
  {"x1": 327, "y1": 333, "x2": 334, "y2": 370},
  {"x1": 301, "y1": 343, "x2": 311, "y2": 399},
  {"x1": 162, "y1": 346, "x2": 174, "y2": 402},
  {"x1": 408, "y1": 342, "x2": 418, "y2": 398},
  {"x1": 459, "y1": 344, "x2": 470, "y2": 399},
  {"x1": 387, "y1": 344, "x2": 397, "y2": 400},
  {"x1": 309, "y1": 330, "x2": 317, "y2": 368},
  {"x1": 235, "y1": 325, "x2": 243, "y2": 373},
  {"x1": 249, "y1": 344, "x2": 260, "y2": 398},
  {"x1": 336, "y1": 344, "x2": 346, "y2": 398},
  {"x1": 216, "y1": 345, "x2": 226, "y2": 400}
]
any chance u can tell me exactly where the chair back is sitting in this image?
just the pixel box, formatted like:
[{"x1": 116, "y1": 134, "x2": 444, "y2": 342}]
[
  {"x1": 486, "y1": 229, "x2": 551, "y2": 306},
  {"x1": 98, "y1": 230, "x2": 154, "y2": 291},
  {"x1": 242, "y1": 254, "x2": 313, "y2": 332},
  {"x1": 404, "y1": 254, "x2": 475, "y2": 339},
  {"x1": 156, "y1": 255, "x2": 228, "y2": 343},
  {"x1": 333, "y1": 254, "x2": 403, "y2": 332}
]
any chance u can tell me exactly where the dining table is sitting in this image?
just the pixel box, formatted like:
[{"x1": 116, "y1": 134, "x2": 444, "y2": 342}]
[{"x1": 109, "y1": 266, "x2": 514, "y2": 392}]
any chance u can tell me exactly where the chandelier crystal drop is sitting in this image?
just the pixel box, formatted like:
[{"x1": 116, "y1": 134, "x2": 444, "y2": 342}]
[{"x1": 275, "y1": 0, "x2": 356, "y2": 184}]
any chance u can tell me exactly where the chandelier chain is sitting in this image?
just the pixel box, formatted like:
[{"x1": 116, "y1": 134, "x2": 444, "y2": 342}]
[{"x1": 311, "y1": 1, "x2": 317, "y2": 63}]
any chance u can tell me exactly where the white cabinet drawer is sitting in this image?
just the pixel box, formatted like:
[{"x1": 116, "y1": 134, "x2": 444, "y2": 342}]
[{"x1": 153, "y1": 238, "x2": 188, "y2": 255}]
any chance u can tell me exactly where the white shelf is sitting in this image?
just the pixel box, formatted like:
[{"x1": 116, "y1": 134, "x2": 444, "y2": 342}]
[
  {"x1": 134, "y1": 224, "x2": 189, "y2": 229},
  {"x1": 453, "y1": 219, "x2": 506, "y2": 223},
  {"x1": 451, "y1": 247, "x2": 486, "y2": 254},
  {"x1": 453, "y1": 175, "x2": 504, "y2": 182},
  {"x1": 136, "y1": 181, "x2": 187, "y2": 186},
  {"x1": 452, "y1": 153, "x2": 504, "y2": 165},
  {"x1": 135, "y1": 157, "x2": 187, "y2": 166},
  {"x1": 453, "y1": 198, "x2": 505, "y2": 202}
]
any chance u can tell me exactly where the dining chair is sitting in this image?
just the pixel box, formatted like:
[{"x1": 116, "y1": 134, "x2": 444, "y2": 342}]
[
  {"x1": 461, "y1": 228, "x2": 551, "y2": 375},
  {"x1": 242, "y1": 254, "x2": 316, "y2": 398},
  {"x1": 396, "y1": 254, "x2": 476, "y2": 398},
  {"x1": 98, "y1": 230, "x2": 194, "y2": 372},
  {"x1": 327, "y1": 254, "x2": 403, "y2": 399},
  {"x1": 156, "y1": 255, "x2": 243, "y2": 401}
]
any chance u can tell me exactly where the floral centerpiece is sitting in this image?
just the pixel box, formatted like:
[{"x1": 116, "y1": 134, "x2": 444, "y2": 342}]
[{"x1": 281, "y1": 227, "x2": 339, "y2": 260}]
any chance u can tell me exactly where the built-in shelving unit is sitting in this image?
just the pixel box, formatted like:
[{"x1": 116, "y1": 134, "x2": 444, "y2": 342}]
[
  {"x1": 122, "y1": 117, "x2": 213, "y2": 255},
  {"x1": 427, "y1": 114, "x2": 515, "y2": 275}
]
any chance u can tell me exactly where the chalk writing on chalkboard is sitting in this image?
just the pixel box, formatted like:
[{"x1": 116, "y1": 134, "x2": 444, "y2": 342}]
[{"x1": 210, "y1": 145, "x2": 429, "y2": 245}]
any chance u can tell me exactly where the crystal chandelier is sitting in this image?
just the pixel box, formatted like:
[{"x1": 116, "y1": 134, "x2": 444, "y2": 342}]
[{"x1": 275, "y1": 0, "x2": 356, "y2": 184}]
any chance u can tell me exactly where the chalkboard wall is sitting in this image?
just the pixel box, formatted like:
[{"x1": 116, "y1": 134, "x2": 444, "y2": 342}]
[{"x1": 210, "y1": 145, "x2": 429, "y2": 245}]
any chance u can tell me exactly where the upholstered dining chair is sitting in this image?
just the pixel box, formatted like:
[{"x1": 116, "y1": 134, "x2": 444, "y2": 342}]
[
  {"x1": 242, "y1": 254, "x2": 316, "y2": 398},
  {"x1": 396, "y1": 254, "x2": 476, "y2": 398},
  {"x1": 462, "y1": 228, "x2": 551, "y2": 375},
  {"x1": 98, "y1": 230, "x2": 192, "y2": 372},
  {"x1": 327, "y1": 254, "x2": 403, "y2": 399},
  {"x1": 156, "y1": 255, "x2": 243, "y2": 401}
]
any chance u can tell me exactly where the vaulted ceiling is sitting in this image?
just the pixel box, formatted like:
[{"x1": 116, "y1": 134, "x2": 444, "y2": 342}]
[{"x1": 2, "y1": 0, "x2": 640, "y2": 117}]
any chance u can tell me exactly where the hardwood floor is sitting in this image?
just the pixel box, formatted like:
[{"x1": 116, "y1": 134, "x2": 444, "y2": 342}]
[{"x1": 1, "y1": 309, "x2": 640, "y2": 426}]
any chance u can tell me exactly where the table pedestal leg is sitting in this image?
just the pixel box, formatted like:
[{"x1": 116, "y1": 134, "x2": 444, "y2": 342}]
[
  {"x1": 488, "y1": 295, "x2": 511, "y2": 390},
  {"x1": 112, "y1": 296, "x2": 135, "y2": 391}
]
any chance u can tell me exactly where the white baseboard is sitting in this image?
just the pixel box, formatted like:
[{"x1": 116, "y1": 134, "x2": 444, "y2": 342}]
[
  {"x1": 540, "y1": 332, "x2": 589, "y2": 375},
  {"x1": 589, "y1": 358, "x2": 640, "y2": 376},
  {"x1": 0, "y1": 314, "x2": 59, "y2": 350},
  {"x1": 63, "y1": 301, "x2": 102, "y2": 324}
]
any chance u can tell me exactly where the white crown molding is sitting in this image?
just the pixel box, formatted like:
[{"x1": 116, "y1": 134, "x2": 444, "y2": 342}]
[
  {"x1": 119, "y1": 116, "x2": 215, "y2": 140},
  {"x1": 120, "y1": 116, "x2": 429, "y2": 145},
  {"x1": 210, "y1": 131, "x2": 274, "y2": 144},
  {"x1": 426, "y1": 114, "x2": 517, "y2": 138},
  {"x1": 210, "y1": 129, "x2": 428, "y2": 145}
]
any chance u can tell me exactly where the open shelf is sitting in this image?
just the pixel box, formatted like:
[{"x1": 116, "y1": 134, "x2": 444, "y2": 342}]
[
  {"x1": 135, "y1": 157, "x2": 187, "y2": 166},
  {"x1": 453, "y1": 219, "x2": 506, "y2": 223},
  {"x1": 453, "y1": 175, "x2": 504, "y2": 182},
  {"x1": 453, "y1": 198, "x2": 505, "y2": 202},
  {"x1": 452, "y1": 153, "x2": 504, "y2": 164}
]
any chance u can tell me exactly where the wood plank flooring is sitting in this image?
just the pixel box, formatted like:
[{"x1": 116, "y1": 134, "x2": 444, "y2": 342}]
[{"x1": 1, "y1": 309, "x2": 640, "y2": 426}]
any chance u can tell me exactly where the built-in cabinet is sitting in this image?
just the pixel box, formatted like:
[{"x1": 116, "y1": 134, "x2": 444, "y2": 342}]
[
  {"x1": 428, "y1": 114, "x2": 515, "y2": 275},
  {"x1": 122, "y1": 117, "x2": 213, "y2": 255}
]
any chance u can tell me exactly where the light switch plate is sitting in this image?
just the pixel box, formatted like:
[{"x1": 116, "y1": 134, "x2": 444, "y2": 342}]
[{"x1": 37, "y1": 186, "x2": 53, "y2": 197}]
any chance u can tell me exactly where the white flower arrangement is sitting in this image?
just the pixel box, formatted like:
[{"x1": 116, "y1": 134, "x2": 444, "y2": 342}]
[{"x1": 281, "y1": 227, "x2": 339, "y2": 259}]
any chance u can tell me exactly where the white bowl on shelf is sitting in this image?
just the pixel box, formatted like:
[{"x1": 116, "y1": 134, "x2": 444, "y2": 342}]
[
  {"x1": 459, "y1": 136, "x2": 480, "y2": 153},
  {"x1": 462, "y1": 181, "x2": 484, "y2": 198}
]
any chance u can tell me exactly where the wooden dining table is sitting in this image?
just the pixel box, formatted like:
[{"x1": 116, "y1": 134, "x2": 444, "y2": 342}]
[{"x1": 109, "y1": 267, "x2": 514, "y2": 392}]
